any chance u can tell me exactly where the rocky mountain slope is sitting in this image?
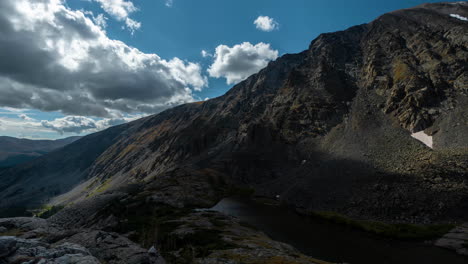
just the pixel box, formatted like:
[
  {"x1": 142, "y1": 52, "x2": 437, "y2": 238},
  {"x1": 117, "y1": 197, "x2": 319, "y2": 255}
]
[
  {"x1": 1, "y1": 2, "x2": 467, "y2": 225},
  {"x1": 0, "y1": 124, "x2": 134, "y2": 216},
  {"x1": 56, "y1": 1, "x2": 467, "y2": 223},
  {"x1": 0, "y1": 136, "x2": 80, "y2": 168},
  {"x1": 0, "y1": 2, "x2": 467, "y2": 263}
]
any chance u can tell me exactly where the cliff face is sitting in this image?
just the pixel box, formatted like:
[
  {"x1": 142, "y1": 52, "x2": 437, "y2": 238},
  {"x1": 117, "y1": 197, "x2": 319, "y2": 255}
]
[{"x1": 1, "y1": 2, "x2": 467, "y2": 223}]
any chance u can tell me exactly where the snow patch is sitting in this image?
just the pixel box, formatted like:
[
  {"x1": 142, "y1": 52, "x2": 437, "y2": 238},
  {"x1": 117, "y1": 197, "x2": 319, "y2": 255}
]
[
  {"x1": 411, "y1": 131, "x2": 433, "y2": 149},
  {"x1": 450, "y1": 14, "x2": 468, "y2": 21}
]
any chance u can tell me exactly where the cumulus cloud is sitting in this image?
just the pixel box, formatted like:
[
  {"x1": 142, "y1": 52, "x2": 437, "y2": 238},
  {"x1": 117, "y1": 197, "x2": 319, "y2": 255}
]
[
  {"x1": 90, "y1": 0, "x2": 141, "y2": 33},
  {"x1": 208, "y1": 42, "x2": 278, "y2": 85},
  {"x1": 41, "y1": 116, "x2": 98, "y2": 134},
  {"x1": 40, "y1": 115, "x2": 137, "y2": 134},
  {"x1": 254, "y1": 16, "x2": 279, "y2": 32},
  {"x1": 19, "y1": 114, "x2": 35, "y2": 121},
  {"x1": 201, "y1": 50, "x2": 213, "y2": 58},
  {"x1": 0, "y1": 0, "x2": 207, "y2": 118},
  {"x1": 0, "y1": 113, "x2": 141, "y2": 137},
  {"x1": 93, "y1": 13, "x2": 108, "y2": 28}
]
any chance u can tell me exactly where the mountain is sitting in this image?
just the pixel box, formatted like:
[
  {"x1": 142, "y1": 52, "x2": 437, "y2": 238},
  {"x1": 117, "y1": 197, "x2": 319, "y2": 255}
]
[
  {"x1": 1, "y1": 2, "x2": 467, "y2": 225},
  {"x1": 0, "y1": 124, "x2": 134, "y2": 216},
  {"x1": 0, "y1": 2, "x2": 467, "y2": 263},
  {"x1": 0, "y1": 136, "x2": 81, "y2": 168}
]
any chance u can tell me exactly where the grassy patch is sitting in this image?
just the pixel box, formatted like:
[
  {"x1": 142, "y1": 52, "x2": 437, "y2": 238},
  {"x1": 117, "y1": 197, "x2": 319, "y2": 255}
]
[
  {"x1": 95, "y1": 179, "x2": 111, "y2": 194},
  {"x1": 36, "y1": 205, "x2": 65, "y2": 219},
  {"x1": 86, "y1": 179, "x2": 112, "y2": 198},
  {"x1": 313, "y1": 211, "x2": 454, "y2": 240}
]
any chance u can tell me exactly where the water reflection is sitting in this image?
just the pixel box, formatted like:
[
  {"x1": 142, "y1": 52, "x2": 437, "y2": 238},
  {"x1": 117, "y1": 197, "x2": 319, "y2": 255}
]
[{"x1": 211, "y1": 197, "x2": 468, "y2": 264}]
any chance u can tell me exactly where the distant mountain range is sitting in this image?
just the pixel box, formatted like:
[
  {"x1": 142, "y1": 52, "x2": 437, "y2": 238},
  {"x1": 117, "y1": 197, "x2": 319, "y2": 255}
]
[{"x1": 0, "y1": 136, "x2": 81, "y2": 168}]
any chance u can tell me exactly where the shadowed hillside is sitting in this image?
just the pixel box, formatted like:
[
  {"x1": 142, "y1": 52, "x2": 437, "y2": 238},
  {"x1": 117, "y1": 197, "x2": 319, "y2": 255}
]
[{"x1": 1, "y1": 2, "x2": 467, "y2": 225}]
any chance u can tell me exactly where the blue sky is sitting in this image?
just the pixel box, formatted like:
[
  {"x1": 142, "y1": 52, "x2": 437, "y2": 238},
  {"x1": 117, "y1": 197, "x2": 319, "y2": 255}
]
[
  {"x1": 0, "y1": 0, "x2": 448, "y2": 139},
  {"x1": 68, "y1": 0, "x2": 444, "y2": 99}
]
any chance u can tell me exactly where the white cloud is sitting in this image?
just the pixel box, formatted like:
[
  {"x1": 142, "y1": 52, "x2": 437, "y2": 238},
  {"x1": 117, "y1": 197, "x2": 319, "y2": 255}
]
[
  {"x1": 90, "y1": 0, "x2": 141, "y2": 33},
  {"x1": 201, "y1": 50, "x2": 213, "y2": 58},
  {"x1": 0, "y1": 116, "x2": 52, "y2": 137},
  {"x1": 41, "y1": 115, "x2": 140, "y2": 134},
  {"x1": 208, "y1": 42, "x2": 278, "y2": 85},
  {"x1": 165, "y1": 0, "x2": 174, "y2": 7},
  {"x1": 254, "y1": 16, "x2": 279, "y2": 32},
  {"x1": 0, "y1": 113, "x2": 142, "y2": 137},
  {"x1": 0, "y1": 0, "x2": 207, "y2": 118},
  {"x1": 450, "y1": 14, "x2": 468, "y2": 21},
  {"x1": 19, "y1": 114, "x2": 35, "y2": 121},
  {"x1": 93, "y1": 13, "x2": 108, "y2": 28}
]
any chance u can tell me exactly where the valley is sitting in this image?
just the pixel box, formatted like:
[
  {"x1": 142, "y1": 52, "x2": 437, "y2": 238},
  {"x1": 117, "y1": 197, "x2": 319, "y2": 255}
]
[{"x1": 0, "y1": 2, "x2": 467, "y2": 263}]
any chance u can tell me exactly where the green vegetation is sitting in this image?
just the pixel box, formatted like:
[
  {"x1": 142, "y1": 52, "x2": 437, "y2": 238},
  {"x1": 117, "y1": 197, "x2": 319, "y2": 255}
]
[
  {"x1": 95, "y1": 179, "x2": 112, "y2": 194},
  {"x1": 86, "y1": 179, "x2": 112, "y2": 198},
  {"x1": 313, "y1": 211, "x2": 454, "y2": 240},
  {"x1": 36, "y1": 205, "x2": 65, "y2": 219}
]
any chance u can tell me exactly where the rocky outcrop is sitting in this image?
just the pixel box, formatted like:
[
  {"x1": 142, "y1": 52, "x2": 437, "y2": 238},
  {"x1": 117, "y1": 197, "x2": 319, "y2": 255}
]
[
  {"x1": 435, "y1": 223, "x2": 468, "y2": 256},
  {"x1": 0, "y1": 217, "x2": 158, "y2": 264},
  {"x1": 0, "y1": 236, "x2": 100, "y2": 264},
  {"x1": 0, "y1": 189, "x2": 332, "y2": 264},
  {"x1": 160, "y1": 210, "x2": 329, "y2": 264}
]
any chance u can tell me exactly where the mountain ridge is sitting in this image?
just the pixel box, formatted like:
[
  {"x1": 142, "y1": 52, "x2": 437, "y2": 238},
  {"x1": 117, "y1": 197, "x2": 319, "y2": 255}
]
[
  {"x1": 0, "y1": 2, "x2": 467, "y2": 225},
  {"x1": 0, "y1": 136, "x2": 81, "y2": 168}
]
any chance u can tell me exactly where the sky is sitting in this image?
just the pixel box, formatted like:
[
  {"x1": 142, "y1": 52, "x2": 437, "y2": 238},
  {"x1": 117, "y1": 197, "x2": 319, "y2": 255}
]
[{"x1": 0, "y1": 0, "x2": 450, "y2": 140}]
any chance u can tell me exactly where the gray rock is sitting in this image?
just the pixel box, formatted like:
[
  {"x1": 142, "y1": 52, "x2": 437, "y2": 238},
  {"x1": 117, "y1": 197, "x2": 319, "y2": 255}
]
[
  {"x1": 53, "y1": 254, "x2": 101, "y2": 264},
  {"x1": 0, "y1": 236, "x2": 17, "y2": 258},
  {"x1": 1, "y1": 236, "x2": 102, "y2": 264},
  {"x1": 435, "y1": 223, "x2": 468, "y2": 256}
]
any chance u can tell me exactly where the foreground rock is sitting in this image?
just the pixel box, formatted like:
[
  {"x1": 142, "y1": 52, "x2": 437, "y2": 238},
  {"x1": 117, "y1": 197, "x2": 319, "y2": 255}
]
[
  {"x1": 435, "y1": 223, "x2": 468, "y2": 256},
  {"x1": 0, "y1": 190, "x2": 331, "y2": 264},
  {"x1": 0, "y1": 217, "x2": 158, "y2": 264},
  {"x1": 0, "y1": 236, "x2": 100, "y2": 264},
  {"x1": 159, "y1": 210, "x2": 329, "y2": 264}
]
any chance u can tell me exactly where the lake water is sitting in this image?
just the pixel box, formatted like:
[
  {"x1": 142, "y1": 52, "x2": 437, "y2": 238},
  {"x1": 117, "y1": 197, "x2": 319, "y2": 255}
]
[{"x1": 211, "y1": 197, "x2": 468, "y2": 264}]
